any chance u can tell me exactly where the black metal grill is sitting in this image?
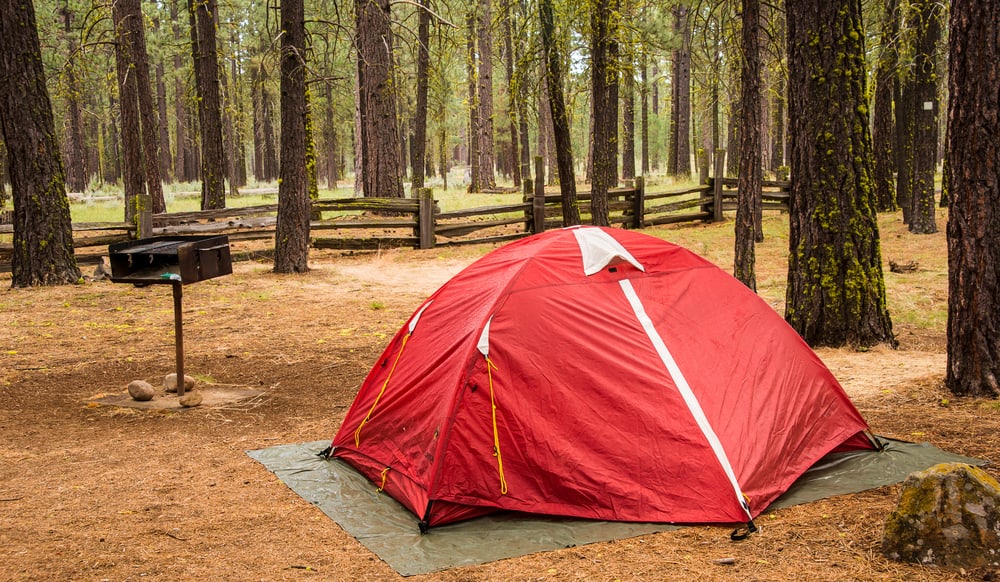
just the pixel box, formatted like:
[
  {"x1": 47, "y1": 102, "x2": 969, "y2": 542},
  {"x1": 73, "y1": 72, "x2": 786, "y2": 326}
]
[
  {"x1": 108, "y1": 235, "x2": 232, "y2": 285},
  {"x1": 108, "y1": 235, "x2": 232, "y2": 397}
]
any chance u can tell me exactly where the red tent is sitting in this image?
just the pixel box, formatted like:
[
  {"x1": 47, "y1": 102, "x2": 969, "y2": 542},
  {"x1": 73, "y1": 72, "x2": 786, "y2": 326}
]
[{"x1": 330, "y1": 226, "x2": 876, "y2": 529}]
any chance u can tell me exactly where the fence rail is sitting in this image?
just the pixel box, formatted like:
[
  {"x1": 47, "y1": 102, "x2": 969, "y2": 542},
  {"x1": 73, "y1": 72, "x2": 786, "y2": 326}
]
[{"x1": 0, "y1": 166, "x2": 789, "y2": 273}]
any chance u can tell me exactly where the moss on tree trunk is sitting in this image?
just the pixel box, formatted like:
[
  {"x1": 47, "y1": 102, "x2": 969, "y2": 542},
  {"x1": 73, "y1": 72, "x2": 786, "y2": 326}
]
[
  {"x1": 0, "y1": 0, "x2": 81, "y2": 287},
  {"x1": 784, "y1": 0, "x2": 895, "y2": 348}
]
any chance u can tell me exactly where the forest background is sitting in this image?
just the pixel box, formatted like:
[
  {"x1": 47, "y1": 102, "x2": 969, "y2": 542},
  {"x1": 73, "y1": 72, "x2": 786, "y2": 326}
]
[
  {"x1": 1, "y1": 0, "x2": 997, "y2": 400},
  {"x1": 0, "y1": 0, "x2": 887, "y2": 206}
]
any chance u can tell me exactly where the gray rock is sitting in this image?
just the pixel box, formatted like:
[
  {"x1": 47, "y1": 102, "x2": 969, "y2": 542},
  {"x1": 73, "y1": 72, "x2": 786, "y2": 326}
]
[
  {"x1": 127, "y1": 380, "x2": 155, "y2": 401},
  {"x1": 882, "y1": 462, "x2": 1000, "y2": 569},
  {"x1": 164, "y1": 373, "x2": 196, "y2": 393},
  {"x1": 179, "y1": 390, "x2": 203, "y2": 407}
]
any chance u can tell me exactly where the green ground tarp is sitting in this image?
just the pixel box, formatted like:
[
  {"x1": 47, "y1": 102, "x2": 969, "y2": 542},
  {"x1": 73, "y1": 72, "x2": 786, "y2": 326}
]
[{"x1": 247, "y1": 438, "x2": 984, "y2": 576}]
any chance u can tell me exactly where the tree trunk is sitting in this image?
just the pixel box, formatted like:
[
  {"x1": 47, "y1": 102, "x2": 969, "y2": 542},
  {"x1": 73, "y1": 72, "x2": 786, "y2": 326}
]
[
  {"x1": 896, "y1": 74, "x2": 915, "y2": 224},
  {"x1": 537, "y1": 59, "x2": 554, "y2": 186},
  {"x1": 60, "y1": 2, "x2": 88, "y2": 193},
  {"x1": 476, "y1": 0, "x2": 496, "y2": 189},
  {"x1": 156, "y1": 62, "x2": 173, "y2": 183},
  {"x1": 220, "y1": 54, "x2": 239, "y2": 199},
  {"x1": 590, "y1": 0, "x2": 619, "y2": 226},
  {"x1": 121, "y1": 0, "x2": 165, "y2": 214},
  {"x1": 131, "y1": 0, "x2": 166, "y2": 211},
  {"x1": 0, "y1": 0, "x2": 81, "y2": 286},
  {"x1": 539, "y1": 0, "x2": 579, "y2": 226},
  {"x1": 872, "y1": 0, "x2": 898, "y2": 212},
  {"x1": 466, "y1": 12, "x2": 481, "y2": 192},
  {"x1": 908, "y1": 0, "x2": 941, "y2": 235},
  {"x1": 784, "y1": 0, "x2": 895, "y2": 348},
  {"x1": 502, "y1": 0, "x2": 521, "y2": 189},
  {"x1": 515, "y1": 0, "x2": 531, "y2": 190},
  {"x1": 735, "y1": 0, "x2": 761, "y2": 291},
  {"x1": 323, "y1": 82, "x2": 339, "y2": 188},
  {"x1": 770, "y1": 72, "x2": 785, "y2": 175},
  {"x1": 229, "y1": 32, "x2": 247, "y2": 189},
  {"x1": 945, "y1": 0, "x2": 1000, "y2": 398},
  {"x1": 170, "y1": 0, "x2": 189, "y2": 183},
  {"x1": 640, "y1": 52, "x2": 650, "y2": 176},
  {"x1": 106, "y1": 95, "x2": 122, "y2": 182},
  {"x1": 274, "y1": 0, "x2": 309, "y2": 273},
  {"x1": 190, "y1": 0, "x2": 226, "y2": 209},
  {"x1": 622, "y1": 58, "x2": 636, "y2": 181},
  {"x1": 356, "y1": 0, "x2": 403, "y2": 198},
  {"x1": 113, "y1": 0, "x2": 148, "y2": 227},
  {"x1": 410, "y1": 0, "x2": 430, "y2": 190},
  {"x1": 671, "y1": 5, "x2": 691, "y2": 178}
]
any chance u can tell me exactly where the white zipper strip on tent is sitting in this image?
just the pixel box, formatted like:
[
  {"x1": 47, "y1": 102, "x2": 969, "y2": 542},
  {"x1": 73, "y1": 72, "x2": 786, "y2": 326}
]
[{"x1": 619, "y1": 279, "x2": 754, "y2": 521}]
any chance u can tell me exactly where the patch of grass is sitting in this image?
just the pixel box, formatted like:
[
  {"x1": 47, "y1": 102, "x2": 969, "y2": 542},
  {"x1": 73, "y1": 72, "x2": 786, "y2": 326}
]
[{"x1": 369, "y1": 300, "x2": 385, "y2": 310}]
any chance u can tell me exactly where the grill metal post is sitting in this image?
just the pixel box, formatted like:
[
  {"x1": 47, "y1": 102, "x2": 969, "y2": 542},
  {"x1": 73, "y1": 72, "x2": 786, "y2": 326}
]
[{"x1": 172, "y1": 281, "x2": 185, "y2": 397}]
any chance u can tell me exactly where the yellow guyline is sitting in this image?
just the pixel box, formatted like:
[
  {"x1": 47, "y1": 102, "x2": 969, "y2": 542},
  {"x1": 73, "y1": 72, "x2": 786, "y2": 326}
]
[
  {"x1": 486, "y1": 357, "x2": 508, "y2": 495},
  {"x1": 354, "y1": 333, "x2": 411, "y2": 447}
]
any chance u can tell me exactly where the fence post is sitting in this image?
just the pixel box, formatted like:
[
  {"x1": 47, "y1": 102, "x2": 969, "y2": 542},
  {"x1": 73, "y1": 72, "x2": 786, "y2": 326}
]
[
  {"x1": 418, "y1": 188, "x2": 436, "y2": 249},
  {"x1": 533, "y1": 155, "x2": 545, "y2": 234},
  {"x1": 632, "y1": 176, "x2": 645, "y2": 229},
  {"x1": 698, "y1": 149, "x2": 710, "y2": 185},
  {"x1": 713, "y1": 149, "x2": 726, "y2": 222}
]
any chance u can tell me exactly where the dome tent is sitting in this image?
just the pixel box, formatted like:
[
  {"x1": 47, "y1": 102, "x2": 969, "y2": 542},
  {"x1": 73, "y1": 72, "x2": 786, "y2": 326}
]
[{"x1": 328, "y1": 226, "x2": 877, "y2": 530}]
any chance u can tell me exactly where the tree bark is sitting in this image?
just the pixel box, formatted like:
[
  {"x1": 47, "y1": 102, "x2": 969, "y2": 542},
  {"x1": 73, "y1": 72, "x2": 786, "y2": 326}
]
[
  {"x1": 356, "y1": 0, "x2": 403, "y2": 198},
  {"x1": 323, "y1": 82, "x2": 339, "y2": 188},
  {"x1": 590, "y1": 0, "x2": 619, "y2": 226},
  {"x1": 908, "y1": 0, "x2": 941, "y2": 235},
  {"x1": 735, "y1": 0, "x2": 761, "y2": 291},
  {"x1": 622, "y1": 58, "x2": 636, "y2": 181},
  {"x1": 476, "y1": 0, "x2": 496, "y2": 189},
  {"x1": 112, "y1": 0, "x2": 148, "y2": 227},
  {"x1": 170, "y1": 0, "x2": 190, "y2": 183},
  {"x1": 640, "y1": 52, "x2": 649, "y2": 176},
  {"x1": 274, "y1": 0, "x2": 310, "y2": 273},
  {"x1": 156, "y1": 62, "x2": 173, "y2": 183},
  {"x1": 466, "y1": 12, "x2": 481, "y2": 192},
  {"x1": 410, "y1": 0, "x2": 430, "y2": 190},
  {"x1": 515, "y1": 0, "x2": 531, "y2": 189},
  {"x1": 0, "y1": 0, "x2": 81, "y2": 286},
  {"x1": 770, "y1": 73, "x2": 785, "y2": 175},
  {"x1": 502, "y1": 0, "x2": 521, "y2": 189},
  {"x1": 60, "y1": 2, "x2": 88, "y2": 193},
  {"x1": 872, "y1": 0, "x2": 898, "y2": 212},
  {"x1": 784, "y1": 0, "x2": 895, "y2": 348},
  {"x1": 539, "y1": 0, "x2": 579, "y2": 226},
  {"x1": 118, "y1": 0, "x2": 165, "y2": 214},
  {"x1": 670, "y1": 5, "x2": 691, "y2": 178},
  {"x1": 190, "y1": 0, "x2": 226, "y2": 209},
  {"x1": 945, "y1": 0, "x2": 1000, "y2": 398},
  {"x1": 896, "y1": 74, "x2": 915, "y2": 225}
]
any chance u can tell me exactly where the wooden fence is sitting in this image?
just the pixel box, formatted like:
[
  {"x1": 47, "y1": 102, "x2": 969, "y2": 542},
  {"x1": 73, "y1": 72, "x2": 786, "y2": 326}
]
[{"x1": 0, "y1": 169, "x2": 789, "y2": 273}]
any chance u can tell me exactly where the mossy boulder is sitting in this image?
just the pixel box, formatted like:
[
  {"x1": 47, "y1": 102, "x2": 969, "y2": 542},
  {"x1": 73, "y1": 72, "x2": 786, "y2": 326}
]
[{"x1": 882, "y1": 463, "x2": 1000, "y2": 568}]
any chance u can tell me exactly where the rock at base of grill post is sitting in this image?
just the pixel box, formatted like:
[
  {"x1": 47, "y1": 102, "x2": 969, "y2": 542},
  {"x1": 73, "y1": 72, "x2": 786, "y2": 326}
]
[
  {"x1": 164, "y1": 373, "x2": 196, "y2": 394},
  {"x1": 127, "y1": 380, "x2": 156, "y2": 401},
  {"x1": 179, "y1": 390, "x2": 203, "y2": 407}
]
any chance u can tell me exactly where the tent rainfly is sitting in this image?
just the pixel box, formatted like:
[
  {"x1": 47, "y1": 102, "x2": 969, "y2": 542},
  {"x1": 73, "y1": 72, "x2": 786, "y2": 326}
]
[{"x1": 327, "y1": 226, "x2": 878, "y2": 531}]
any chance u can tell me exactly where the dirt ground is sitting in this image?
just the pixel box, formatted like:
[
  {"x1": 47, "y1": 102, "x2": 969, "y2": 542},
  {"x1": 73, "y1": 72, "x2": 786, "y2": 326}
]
[{"x1": 2, "y1": 214, "x2": 999, "y2": 581}]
